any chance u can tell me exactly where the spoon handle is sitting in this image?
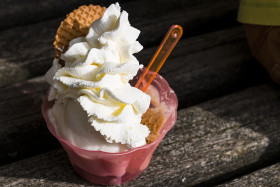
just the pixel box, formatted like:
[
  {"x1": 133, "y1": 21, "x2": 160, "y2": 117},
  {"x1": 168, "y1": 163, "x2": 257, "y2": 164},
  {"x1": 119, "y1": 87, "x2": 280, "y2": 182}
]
[{"x1": 135, "y1": 25, "x2": 183, "y2": 92}]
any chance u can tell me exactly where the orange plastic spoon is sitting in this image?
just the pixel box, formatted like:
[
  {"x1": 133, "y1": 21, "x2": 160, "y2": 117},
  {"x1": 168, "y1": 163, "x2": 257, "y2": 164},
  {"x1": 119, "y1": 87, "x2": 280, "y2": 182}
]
[{"x1": 135, "y1": 25, "x2": 183, "y2": 92}]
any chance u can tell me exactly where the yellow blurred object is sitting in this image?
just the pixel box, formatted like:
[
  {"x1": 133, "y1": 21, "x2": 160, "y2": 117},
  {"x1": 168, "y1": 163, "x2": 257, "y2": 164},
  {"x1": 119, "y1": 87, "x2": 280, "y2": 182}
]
[
  {"x1": 243, "y1": 24, "x2": 280, "y2": 83},
  {"x1": 238, "y1": 0, "x2": 280, "y2": 84},
  {"x1": 238, "y1": 0, "x2": 280, "y2": 26}
]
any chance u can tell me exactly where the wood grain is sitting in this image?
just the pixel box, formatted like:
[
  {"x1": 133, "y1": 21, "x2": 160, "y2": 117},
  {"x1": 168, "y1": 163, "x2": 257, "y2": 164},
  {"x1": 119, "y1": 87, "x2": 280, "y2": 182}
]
[
  {"x1": 0, "y1": 0, "x2": 240, "y2": 87},
  {"x1": 0, "y1": 77, "x2": 59, "y2": 166},
  {"x1": 0, "y1": 85, "x2": 279, "y2": 186},
  {"x1": 219, "y1": 163, "x2": 280, "y2": 187}
]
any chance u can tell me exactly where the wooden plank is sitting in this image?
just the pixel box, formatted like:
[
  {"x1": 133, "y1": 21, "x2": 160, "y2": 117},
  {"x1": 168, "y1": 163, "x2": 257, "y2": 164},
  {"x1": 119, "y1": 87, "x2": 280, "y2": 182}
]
[
  {"x1": 153, "y1": 37, "x2": 268, "y2": 109},
  {"x1": 0, "y1": 0, "x2": 127, "y2": 30},
  {"x1": 219, "y1": 163, "x2": 280, "y2": 187},
  {"x1": 0, "y1": 84, "x2": 280, "y2": 186},
  {"x1": 0, "y1": 27, "x2": 269, "y2": 165},
  {"x1": 0, "y1": 0, "x2": 238, "y2": 31},
  {"x1": 137, "y1": 26, "x2": 246, "y2": 64},
  {"x1": 0, "y1": 0, "x2": 240, "y2": 87},
  {"x1": 0, "y1": 76, "x2": 47, "y2": 125},
  {"x1": 0, "y1": 77, "x2": 60, "y2": 166},
  {"x1": 0, "y1": 149, "x2": 91, "y2": 187}
]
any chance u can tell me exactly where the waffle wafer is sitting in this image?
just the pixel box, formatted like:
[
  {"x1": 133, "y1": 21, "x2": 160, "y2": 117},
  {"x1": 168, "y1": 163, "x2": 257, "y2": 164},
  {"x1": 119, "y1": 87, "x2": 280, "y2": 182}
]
[
  {"x1": 142, "y1": 108, "x2": 165, "y2": 144},
  {"x1": 54, "y1": 4, "x2": 106, "y2": 59}
]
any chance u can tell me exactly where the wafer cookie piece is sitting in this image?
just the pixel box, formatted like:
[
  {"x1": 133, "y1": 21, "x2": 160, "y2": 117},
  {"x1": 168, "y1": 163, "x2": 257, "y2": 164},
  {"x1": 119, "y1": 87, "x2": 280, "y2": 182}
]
[
  {"x1": 54, "y1": 4, "x2": 106, "y2": 59},
  {"x1": 142, "y1": 108, "x2": 165, "y2": 144}
]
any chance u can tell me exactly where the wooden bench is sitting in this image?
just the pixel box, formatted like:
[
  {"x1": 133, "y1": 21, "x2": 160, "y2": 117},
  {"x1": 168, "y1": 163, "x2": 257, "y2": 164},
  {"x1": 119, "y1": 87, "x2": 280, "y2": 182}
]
[
  {"x1": 0, "y1": 0, "x2": 279, "y2": 186},
  {"x1": 220, "y1": 163, "x2": 280, "y2": 187}
]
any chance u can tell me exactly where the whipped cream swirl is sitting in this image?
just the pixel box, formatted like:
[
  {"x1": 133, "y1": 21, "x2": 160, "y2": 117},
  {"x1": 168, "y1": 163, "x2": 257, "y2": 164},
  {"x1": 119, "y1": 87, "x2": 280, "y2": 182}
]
[{"x1": 46, "y1": 3, "x2": 151, "y2": 150}]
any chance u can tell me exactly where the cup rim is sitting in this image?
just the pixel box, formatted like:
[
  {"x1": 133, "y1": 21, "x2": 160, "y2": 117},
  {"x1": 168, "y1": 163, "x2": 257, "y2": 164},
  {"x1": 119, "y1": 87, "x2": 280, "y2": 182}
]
[{"x1": 41, "y1": 70, "x2": 178, "y2": 156}]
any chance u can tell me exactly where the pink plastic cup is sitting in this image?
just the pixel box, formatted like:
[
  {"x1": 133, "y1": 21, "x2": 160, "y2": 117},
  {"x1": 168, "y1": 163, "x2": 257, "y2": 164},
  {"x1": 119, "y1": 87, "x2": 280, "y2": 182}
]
[{"x1": 41, "y1": 68, "x2": 178, "y2": 185}]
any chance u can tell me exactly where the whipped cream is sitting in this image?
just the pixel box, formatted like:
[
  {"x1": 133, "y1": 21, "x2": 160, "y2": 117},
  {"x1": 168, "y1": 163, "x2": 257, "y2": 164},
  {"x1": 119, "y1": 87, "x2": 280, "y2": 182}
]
[{"x1": 46, "y1": 3, "x2": 151, "y2": 152}]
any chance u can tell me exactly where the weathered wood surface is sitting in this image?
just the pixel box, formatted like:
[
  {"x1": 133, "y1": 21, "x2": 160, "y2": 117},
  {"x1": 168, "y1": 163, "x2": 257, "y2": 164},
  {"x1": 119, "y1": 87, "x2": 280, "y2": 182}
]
[
  {"x1": 0, "y1": 84, "x2": 279, "y2": 186},
  {"x1": 0, "y1": 76, "x2": 59, "y2": 166},
  {"x1": 0, "y1": 0, "x2": 125, "y2": 30},
  {"x1": 0, "y1": 0, "x2": 238, "y2": 31},
  {"x1": 0, "y1": 0, "x2": 239, "y2": 87},
  {"x1": 0, "y1": 26, "x2": 270, "y2": 166},
  {"x1": 219, "y1": 163, "x2": 280, "y2": 187}
]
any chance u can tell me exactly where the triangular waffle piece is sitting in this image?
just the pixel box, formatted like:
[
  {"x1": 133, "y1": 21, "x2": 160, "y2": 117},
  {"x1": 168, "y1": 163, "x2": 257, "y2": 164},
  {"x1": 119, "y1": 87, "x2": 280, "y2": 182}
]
[{"x1": 142, "y1": 108, "x2": 165, "y2": 144}]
